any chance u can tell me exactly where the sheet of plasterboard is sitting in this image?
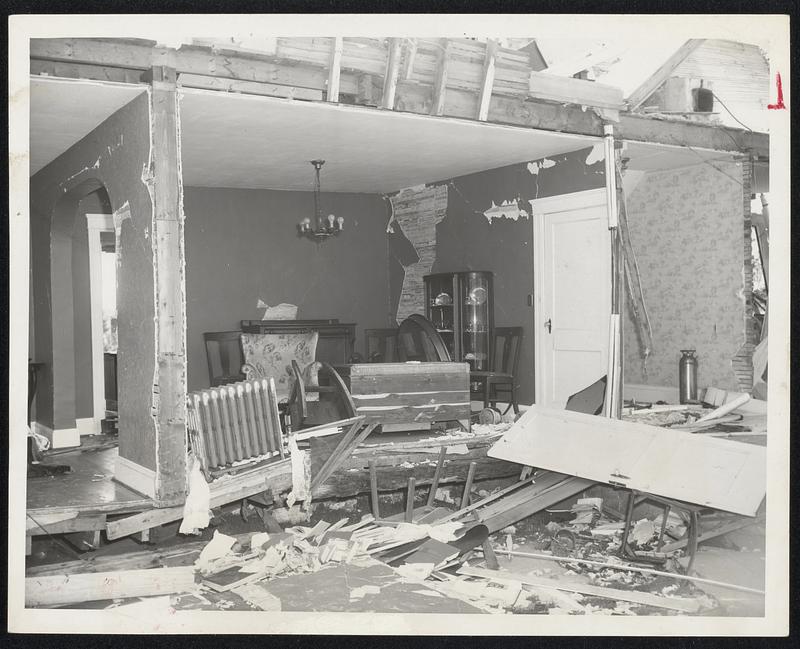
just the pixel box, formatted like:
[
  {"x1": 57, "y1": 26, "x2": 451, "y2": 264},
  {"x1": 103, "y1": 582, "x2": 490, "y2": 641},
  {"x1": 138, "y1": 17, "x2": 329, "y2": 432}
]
[{"x1": 487, "y1": 405, "x2": 766, "y2": 517}]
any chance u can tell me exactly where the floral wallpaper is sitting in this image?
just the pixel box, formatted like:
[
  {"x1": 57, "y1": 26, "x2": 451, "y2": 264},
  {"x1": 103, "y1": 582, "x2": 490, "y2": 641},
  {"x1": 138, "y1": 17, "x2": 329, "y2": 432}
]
[{"x1": 623, "y1": 160, "x2": 747, "y2": 391}]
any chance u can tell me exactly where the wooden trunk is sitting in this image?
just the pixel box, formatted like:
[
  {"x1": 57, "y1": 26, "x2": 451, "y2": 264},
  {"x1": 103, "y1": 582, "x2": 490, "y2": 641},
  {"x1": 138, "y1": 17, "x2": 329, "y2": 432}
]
[{"x1": 335, "y1": 362, "x2": 471, "y2": 432}]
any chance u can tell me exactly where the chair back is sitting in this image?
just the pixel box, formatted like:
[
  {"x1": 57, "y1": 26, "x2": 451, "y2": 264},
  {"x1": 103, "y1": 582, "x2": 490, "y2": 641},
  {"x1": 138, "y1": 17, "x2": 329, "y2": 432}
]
[
  {"x1": 240, "y1": 331, "x2": 319, "y2": 400},
  {"x1": 491, "y1": 327, "x2": 523, "y2": 375},
  {"x1": 396, "y1": 314, "x2": 451, "y2": 362},
  {"x1": 364, "y1": 328, "x2": 399, "y2": 362},
  {"x1": 204, "y1": 331, "x2": 245, "y2": 387}
]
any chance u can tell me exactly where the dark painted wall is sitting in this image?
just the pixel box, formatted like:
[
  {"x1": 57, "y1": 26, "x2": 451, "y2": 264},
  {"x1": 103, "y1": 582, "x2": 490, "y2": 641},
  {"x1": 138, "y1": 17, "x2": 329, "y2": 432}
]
[
  {"x1": 390, "y1": 146, "x2": 606, "y2": 405},
  {"x1": 184, "y1": 187, "x2": 390, "y2": 391},
  {"x1": 30, "y1": 93, "x2": 157, "y2": 468}
]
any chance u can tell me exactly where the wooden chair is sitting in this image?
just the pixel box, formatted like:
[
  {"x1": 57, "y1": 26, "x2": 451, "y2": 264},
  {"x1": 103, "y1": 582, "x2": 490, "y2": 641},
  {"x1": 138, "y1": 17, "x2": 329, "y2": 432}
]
[
  {"x1": 396, "y1": 314, "x2": 451, "y2": 362},
  {"x1": 287, "y1": 361, "x2": 358, "y2": 430},
  {"x1": 364, "y1": 328, "x2": 400, "y2": 362},
  {"x1": 470, "y1": 326, "x2": 523, "y2": 415},
  {"x1": 204, "y1": 331, "x2": 246, "y2": 387}
]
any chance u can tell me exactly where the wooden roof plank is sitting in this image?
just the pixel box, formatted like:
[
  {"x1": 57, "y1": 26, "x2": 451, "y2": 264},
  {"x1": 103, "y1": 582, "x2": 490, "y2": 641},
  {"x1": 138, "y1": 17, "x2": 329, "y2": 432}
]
[{"x1": 626, "y1": 39, "x2": 706, "y2": 110}]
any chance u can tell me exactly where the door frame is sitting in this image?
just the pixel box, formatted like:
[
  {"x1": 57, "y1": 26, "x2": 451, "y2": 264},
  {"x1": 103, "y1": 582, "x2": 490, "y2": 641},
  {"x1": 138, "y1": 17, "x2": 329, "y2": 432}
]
[
  {"x1": 86, "y1": 212, "x2": 114, "y2": 431},
  {"x1": 530, "y1": 187, "x2": 610, "y2": 406}
]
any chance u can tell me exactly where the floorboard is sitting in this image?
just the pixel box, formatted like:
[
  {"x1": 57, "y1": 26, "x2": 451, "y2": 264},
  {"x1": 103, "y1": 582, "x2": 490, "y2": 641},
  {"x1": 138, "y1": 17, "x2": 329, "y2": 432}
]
[{"x1": 27, "y1": 445, "x2": 153, "y2": 517}]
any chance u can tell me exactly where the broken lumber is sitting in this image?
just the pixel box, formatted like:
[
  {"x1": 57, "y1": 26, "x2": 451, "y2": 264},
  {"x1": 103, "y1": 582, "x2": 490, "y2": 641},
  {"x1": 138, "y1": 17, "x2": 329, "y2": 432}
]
[
  {"x1": 106, "y1": 457, "x2": 292, "y2": 540},
  {"x1": 26, "y1": 566, "x2": 196, "y2": 607},
  {"x1": 659, "y1": 515, "x2": 765, "y2": 553},
  {"x1": 477, "y1": 547, "x2": 765, "y2": 594},
  {"x1": 458, "y1": 566, "x2": 702, "y2": 613},
  {"x1": 695, "y1": 393, "x2": 751, "y2": 423}
]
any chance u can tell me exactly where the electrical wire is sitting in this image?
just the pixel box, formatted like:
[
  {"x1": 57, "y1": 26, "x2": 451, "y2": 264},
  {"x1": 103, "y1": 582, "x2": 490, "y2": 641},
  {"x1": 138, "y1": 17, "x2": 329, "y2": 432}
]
[{"x1": 709, "y1": 91, "x2": 753, "y2": 132}]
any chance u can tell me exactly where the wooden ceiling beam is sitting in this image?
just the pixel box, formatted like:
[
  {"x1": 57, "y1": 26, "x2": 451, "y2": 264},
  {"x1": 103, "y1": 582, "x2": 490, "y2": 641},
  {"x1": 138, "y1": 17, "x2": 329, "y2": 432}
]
[
  {"x1": 618, "y1": 113, "x2": 768, "y2": 158},
  {"x1": 30, "y1": 38, "x2": 766, "y2": 157}
]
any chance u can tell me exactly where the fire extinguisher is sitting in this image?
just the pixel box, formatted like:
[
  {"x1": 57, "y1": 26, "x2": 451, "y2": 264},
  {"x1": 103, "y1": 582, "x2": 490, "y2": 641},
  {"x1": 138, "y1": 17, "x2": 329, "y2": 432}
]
[{"x1": 679, "y1": 350, "x2": 698, "y2": 404}]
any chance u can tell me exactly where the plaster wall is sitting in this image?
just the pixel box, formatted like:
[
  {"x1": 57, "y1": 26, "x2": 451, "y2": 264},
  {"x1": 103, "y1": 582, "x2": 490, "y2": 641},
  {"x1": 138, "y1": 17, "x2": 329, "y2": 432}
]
[
  {"x1": 30, "y1": 92, "x2": 157, "y2": 468},
  {"x1": 622, "y1": 160, "x2": 748, "y2": 391},
  {"x1": 183, "y1": 187, "x2": 389, "y2": 391}
]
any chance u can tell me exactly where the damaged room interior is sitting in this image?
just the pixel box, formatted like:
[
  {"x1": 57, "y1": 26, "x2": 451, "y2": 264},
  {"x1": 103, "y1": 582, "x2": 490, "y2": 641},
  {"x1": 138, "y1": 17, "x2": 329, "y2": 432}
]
[{"x1": 21, "y1": 34, "x2": 776, "y2": 618}]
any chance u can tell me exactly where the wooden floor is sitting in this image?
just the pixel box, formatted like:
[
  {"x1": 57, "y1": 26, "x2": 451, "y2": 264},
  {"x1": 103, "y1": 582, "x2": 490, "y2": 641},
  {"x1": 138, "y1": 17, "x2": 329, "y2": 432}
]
[
  {"x1": 25, "y1": 424, "x2": 516, "y2": 530},
  {"x1": 27, "y1": 445, "x2": 153, "y2": 517}
]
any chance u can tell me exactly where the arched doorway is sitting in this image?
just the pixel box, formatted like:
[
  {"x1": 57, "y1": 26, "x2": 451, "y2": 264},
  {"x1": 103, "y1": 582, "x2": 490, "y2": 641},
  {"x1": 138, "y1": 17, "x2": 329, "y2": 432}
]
[{"x1": 40, "y1": 180, "x2": 113, "y2": 447}]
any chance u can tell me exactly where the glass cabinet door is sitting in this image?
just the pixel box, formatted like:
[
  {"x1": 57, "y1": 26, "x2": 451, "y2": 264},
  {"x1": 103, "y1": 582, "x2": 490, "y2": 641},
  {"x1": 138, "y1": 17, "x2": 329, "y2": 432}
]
[
  {"x1": 459, "y1": 271, "x2": 492, "y2": 371},
  {"x1": 425, "y1": 273, "x2": 457, "y2": 360}
]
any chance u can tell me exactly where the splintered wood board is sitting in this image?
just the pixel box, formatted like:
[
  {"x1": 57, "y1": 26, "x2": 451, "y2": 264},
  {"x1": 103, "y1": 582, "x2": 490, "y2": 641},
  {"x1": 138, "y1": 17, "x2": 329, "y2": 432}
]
[
  {"x1": 488, "y1": 405, "x2": 766, "y2": 517},
  {"x1": 26, "y1": 566, "x2": 196, "y2": 607}
]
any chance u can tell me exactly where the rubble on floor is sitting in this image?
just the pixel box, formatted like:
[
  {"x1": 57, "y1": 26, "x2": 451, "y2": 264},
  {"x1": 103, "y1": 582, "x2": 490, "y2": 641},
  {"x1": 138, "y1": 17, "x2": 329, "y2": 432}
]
[{"x1": 26, "y1": 471, "x2": 766, "y2": 616}]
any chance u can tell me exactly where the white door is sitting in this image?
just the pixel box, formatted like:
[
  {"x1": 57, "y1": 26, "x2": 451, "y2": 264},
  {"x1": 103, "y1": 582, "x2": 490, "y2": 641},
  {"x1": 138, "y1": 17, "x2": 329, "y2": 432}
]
[{"x1": 531, "y1": 188, "x2": 611, "y2": 409}]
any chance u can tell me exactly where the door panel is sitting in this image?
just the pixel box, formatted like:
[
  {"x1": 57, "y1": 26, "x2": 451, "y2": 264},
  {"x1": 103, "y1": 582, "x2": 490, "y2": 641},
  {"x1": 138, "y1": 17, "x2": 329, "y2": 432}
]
[
  {"x1": 488, "y1": 405, "x2": 766, "y2": 517},
  {"x1": 533, "y1": 189, "x2": 610, "y2": 409}
]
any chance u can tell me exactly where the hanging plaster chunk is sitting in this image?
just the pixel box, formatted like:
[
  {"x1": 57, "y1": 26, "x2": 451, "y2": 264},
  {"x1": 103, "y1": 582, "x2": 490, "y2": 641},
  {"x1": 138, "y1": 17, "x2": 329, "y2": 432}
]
[
  {"x1": 483, "y1": 200, "x2": 529, "y2": 224},
  {"x1": 585, "y1": 142, "x2": 605, "y2": 166}
]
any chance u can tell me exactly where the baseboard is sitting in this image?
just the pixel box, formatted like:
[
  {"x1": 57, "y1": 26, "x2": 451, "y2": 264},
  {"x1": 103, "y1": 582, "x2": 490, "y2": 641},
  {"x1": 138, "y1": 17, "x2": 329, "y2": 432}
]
[
  {"x1": 115, "y1": 455, "x2": 156, "y2": 498},
  {"x1": 76, "y1": 417, "x2": 102, "y2": 436},
  {"x1": 33, "y1": 422, "x2": 81, "y2": 449},
  {"x1": 623, "y1": 383, "x2": 680, "y2": 404}
]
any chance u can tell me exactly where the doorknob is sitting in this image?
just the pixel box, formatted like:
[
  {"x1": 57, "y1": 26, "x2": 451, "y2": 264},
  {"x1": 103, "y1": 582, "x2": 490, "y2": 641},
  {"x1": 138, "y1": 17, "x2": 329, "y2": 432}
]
[{"x1": 544, "y1": 318, "x2": 552, "y2": 333}]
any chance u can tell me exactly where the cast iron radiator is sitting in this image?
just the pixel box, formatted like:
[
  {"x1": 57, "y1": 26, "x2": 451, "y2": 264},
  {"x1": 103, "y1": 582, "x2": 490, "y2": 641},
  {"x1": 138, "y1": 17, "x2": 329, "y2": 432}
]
[{"x1": 187, "y1": 377, "x2": 286, "y2": 475}]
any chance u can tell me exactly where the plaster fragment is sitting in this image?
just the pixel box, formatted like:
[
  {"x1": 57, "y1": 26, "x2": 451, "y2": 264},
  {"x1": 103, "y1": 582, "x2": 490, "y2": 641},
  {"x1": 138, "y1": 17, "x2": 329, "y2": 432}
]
[
  {"x1": 483, "y1": 200, "x2": 529, "y2": 224},
  {"x1": 585, "y1": 142, "x2": 605, "y2": 165},
  {"x1": 527, "y1": 158, "x2": 557, "y2": 175}
]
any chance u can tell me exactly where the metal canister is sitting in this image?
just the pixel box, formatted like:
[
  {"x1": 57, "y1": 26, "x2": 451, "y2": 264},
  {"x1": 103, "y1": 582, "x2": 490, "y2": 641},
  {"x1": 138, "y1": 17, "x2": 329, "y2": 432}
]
[{"x1": 679, "y1": 350, "x2": 698, "y2": 404}]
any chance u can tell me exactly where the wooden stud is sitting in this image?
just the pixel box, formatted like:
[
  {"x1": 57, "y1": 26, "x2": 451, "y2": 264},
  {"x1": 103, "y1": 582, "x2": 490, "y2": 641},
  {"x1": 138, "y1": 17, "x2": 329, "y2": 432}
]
[
  {"x1": 405, "y1": 477, "x2": 416, "y2": 522},
  {"x1": 476, "y1": 39, "x2": 499, "y2": 121},
  {"x1": 460, "y1": 461, "x2": 477, "y2": 509},
  {"x1": 148, "y1": 63, "x2": 188, "y2": 505},
  {"x1": 401, "y1": 38, "x2": 418, "y2": 79},
  {"x1": 369, "y1": 459, "x2": 380, "y2": 520},
  {"x1": 326, "y1": 36, "x2": 343, "y2": 102},
  {"x1": 426, "y1": 446, "x2": 447, "y2": 507},
  {"x1": 431, "y1": 41, "x2": 451, "y2": 116},
  {"x1": 381, "y1": 37, "x2": 402, "y2": 110}
]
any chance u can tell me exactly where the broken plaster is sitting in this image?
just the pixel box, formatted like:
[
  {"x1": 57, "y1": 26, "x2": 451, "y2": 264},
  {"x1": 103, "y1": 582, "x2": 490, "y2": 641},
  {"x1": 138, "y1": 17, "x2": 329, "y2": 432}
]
[
  {"x1": 527, "y1": 158, "x2": 557, "y2": 175},
  {"x1": 585, "y1": 142, "x2": 606, "y2": 166},
  {"x1": 483, "y1": 199, "x2": 529, "y2": 224}
]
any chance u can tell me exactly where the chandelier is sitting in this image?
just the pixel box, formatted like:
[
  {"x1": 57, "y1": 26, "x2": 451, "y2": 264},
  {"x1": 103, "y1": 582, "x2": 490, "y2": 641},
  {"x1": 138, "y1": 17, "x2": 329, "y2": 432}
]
[{"x1": 298, "y1": 160, "x2": 344, "y2": 241}]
